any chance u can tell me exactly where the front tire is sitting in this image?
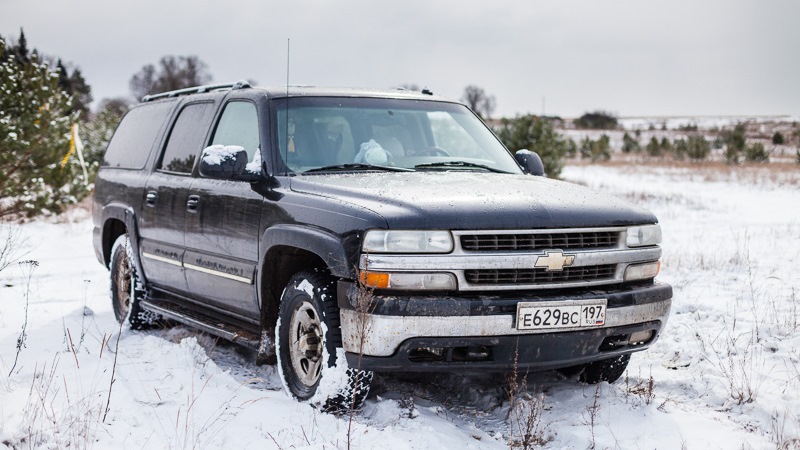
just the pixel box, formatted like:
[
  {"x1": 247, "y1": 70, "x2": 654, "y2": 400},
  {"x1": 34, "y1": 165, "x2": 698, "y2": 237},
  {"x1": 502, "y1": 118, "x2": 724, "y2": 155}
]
[
  {"x1": 275, "y1": 271, "x2": 373, "y2": 413},
  {"x1": 109, "y1": 234, "x2": 159, "y2": 330}
]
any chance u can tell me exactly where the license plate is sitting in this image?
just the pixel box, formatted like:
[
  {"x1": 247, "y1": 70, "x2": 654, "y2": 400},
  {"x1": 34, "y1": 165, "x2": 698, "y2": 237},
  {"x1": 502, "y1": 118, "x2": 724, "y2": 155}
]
[{"x1": 516, "y1": 299, "x2": 607, "y2": 330}]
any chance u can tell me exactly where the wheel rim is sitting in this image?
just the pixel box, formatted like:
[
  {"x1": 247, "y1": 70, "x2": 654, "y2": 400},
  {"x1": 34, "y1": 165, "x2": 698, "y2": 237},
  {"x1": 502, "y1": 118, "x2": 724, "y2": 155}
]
[
  {"x1": 289, "y1": 301, "x2": 324, "y2": 388},
  {"x1": 115, "y1": 249, "x2": 132, "y2": 319}
]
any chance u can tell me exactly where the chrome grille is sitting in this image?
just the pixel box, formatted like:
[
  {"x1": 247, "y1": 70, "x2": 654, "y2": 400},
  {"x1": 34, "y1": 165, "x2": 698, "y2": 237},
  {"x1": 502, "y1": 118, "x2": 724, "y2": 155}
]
[
  {"x1": 465, "y1": 264, "x2": 616, "y2": 285},
  {"x1": 460, "y1": 231, "x2": 619, "y2": 252}
]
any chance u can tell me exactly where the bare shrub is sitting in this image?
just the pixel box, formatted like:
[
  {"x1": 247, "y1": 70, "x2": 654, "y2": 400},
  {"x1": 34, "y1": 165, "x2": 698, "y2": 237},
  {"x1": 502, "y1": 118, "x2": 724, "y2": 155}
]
[
  {"x1": 346, "y1": 270, "x2": 378, "y2": 447},
  {"x1": 0, "y1": 222, "x2": 26, "y2": 275},
  {"x1": 714, "y1": 328, "x2": 764, "y2": 405},
  {"x1": 771, "y1": 409, "x2": 800, "y2": 449},
  {"x1": 625, "y1": 369, "x2": 656, "y2": 406},
  {"x1": 171, "y1": 375, "x2": 235, "y2": 449},
  {"x1": 506, "y1": 349, "x2": 548, "y2": 449},
  {"x1": 745, "y1": 142, "x2": 770, "y2": 163},
  {"x1": 14, "y1": 356, "x2": 103, "y2": 449},
  {"x1": 584, "y1": 385, "x2": 602, "y2": 449}
]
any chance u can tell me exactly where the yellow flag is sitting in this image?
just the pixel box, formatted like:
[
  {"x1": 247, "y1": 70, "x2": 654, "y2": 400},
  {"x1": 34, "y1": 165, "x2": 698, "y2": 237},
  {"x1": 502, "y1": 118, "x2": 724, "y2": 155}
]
[
  {"x1": 61, "y1": 124, "x2": 90, "y2": 184},
  {"x1": 61, "y1": 124, "x2": 77, "y2": 168}
]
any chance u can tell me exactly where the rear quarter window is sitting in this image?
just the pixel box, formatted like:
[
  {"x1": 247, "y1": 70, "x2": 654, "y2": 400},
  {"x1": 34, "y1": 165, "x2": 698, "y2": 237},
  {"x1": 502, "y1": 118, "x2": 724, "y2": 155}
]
[{"x1": 102, "y1": 101, "x2": 174, "y2": 169}]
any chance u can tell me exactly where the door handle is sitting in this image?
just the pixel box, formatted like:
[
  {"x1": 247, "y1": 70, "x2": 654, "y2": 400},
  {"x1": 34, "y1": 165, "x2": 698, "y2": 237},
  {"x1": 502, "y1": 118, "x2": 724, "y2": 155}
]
[
  {"x1": 145, "y1": 191, "x2": 157, "y2": 206},
  {"x1": 187, "y1": 195, "x2": 201, "y2": 212}
]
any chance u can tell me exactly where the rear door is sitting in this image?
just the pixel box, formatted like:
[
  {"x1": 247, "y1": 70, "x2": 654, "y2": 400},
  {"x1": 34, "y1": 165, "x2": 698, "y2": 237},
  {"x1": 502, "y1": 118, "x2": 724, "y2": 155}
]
[
  {"x1": 139, "y1": 101, "x2": 216, "y2": 295},
  {"x1": 183, "y1": 100, "x2": 264, "y2": 320}
]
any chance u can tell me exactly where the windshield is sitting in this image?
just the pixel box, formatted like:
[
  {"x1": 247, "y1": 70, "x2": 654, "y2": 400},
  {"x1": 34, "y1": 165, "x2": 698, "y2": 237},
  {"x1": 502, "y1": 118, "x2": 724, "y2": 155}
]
[{"x1": 273, "y1": 97, "x2": 522, "y2": 174}]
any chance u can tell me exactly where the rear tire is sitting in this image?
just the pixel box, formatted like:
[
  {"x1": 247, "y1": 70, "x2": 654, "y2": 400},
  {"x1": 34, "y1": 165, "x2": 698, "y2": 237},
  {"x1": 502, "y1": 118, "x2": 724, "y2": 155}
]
[
  {"x1": 109, "y1": 234, "x2": 160, "y2": 330},
  {"x1": 580, "y1": 354, "x2": 630, "y2": 384},
  {"x1": 275, "y1": 271, "x2": 373, "y2": 413}
]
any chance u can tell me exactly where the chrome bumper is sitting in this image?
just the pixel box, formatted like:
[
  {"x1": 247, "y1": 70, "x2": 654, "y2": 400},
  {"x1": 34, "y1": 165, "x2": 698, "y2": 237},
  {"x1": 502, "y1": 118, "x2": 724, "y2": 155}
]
[{"x1": 340, "y1": 298, "x2": 671, "y2": 357}]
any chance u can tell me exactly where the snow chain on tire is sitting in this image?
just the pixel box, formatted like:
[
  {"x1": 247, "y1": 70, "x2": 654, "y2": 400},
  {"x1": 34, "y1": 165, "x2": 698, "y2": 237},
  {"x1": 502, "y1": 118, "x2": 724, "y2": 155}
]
[{"x1": 275, "y1": 270, "x2": 373, "y2": 414}]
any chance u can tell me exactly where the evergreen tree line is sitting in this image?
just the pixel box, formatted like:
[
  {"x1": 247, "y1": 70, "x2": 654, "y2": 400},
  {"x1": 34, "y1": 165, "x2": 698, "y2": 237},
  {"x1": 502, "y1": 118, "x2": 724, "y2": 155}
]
[
  {"x1": 0, "y1": 29, "x2": 139, "y2": 219},
  {"x1": 0, "y1": 32, "x2": 85, "y2": 219},
  {"x1": 0, "y1": 29, "x2": 92, "y2": 120},
  {"x1": 619, "y1": 125, "x2": 772, "y2": 164},
  {"x1": 0, "y1": 29, "x2": 218, "y2": 219},
  {"x1": 713, "y1": 123, "x2": 770, "y2": 164},
  {"x1": 622, "y1": 132, "x2": 713, "y2": 162}
]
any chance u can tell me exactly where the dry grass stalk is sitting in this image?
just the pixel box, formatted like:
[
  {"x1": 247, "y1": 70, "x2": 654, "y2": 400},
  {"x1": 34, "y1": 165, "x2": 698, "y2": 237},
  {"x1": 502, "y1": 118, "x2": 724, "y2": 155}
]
[
  {"x1": 506, "y1": 346, "x2": 547, "y2": 449},
  {"x1": 0, "y1": 223, "x2": 27, "y2": 275},
  {"x1": 347, "y1": 270, "x2": 377, "y2": 449},
  {"x1": 9, "y1": 259, "x2": 38, "y2": 377}
]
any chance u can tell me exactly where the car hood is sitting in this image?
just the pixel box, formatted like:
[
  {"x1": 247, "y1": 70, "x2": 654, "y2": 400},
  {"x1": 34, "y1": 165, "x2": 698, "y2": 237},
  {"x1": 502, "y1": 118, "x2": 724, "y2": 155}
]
[{"x1": 289, "y1": 172, "x2": 657, "y2": 229}]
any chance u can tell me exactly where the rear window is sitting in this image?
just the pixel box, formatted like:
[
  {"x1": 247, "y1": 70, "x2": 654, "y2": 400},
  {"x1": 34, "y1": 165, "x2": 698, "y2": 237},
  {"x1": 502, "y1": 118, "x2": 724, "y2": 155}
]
[{"x1": 102, "y1": 101, "x2": 173, "y2": 169}]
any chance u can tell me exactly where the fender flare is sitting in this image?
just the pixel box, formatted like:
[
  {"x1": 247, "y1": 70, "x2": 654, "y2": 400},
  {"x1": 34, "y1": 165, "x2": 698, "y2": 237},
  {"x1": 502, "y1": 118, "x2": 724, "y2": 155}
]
[
  {"x1": 259, "y1": 224, "x2": 353, "y2": 280},
  {"x1": 101, "y1": 203, "x2": 148, "y2": 286}
]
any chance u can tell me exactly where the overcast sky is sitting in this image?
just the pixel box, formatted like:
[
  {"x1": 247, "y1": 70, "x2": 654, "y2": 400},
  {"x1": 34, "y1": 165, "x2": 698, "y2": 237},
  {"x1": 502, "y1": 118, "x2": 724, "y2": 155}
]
[{"x1": 2, "y1": 0, "x2": 798, "y2": 118}]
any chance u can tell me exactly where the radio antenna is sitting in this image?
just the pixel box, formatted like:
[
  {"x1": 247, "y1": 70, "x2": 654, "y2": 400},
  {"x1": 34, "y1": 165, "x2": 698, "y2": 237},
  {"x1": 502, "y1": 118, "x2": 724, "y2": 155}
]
[{"x1": 286, "y1": 38, "x2": 290, "y2": 95}]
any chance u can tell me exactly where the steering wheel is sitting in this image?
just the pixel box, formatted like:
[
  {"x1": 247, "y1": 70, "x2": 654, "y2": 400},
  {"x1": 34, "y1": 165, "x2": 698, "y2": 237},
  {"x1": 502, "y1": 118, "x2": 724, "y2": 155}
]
[{"x1": 414, "y1": 146, "x2": 451, "y2": 157}]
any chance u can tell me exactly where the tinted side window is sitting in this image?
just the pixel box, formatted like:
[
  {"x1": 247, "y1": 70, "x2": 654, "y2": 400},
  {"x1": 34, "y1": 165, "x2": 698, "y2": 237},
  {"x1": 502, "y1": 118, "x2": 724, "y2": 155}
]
[
  {"x1": 159, "y1": 102, "x2": 215, "y2": 173},
  {"x1": 102, "y1": 101, "x2": 173, "y2": 168},
  {"x1": 210, "y1": 101, "x2": 260, "y2": 162}
]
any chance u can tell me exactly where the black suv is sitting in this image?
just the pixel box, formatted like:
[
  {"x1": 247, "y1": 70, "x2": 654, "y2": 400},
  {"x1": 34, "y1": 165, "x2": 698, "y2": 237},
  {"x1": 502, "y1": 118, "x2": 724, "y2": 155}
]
[{"x1": 92, "y1": 82, "x2": 671, "y2": 410}]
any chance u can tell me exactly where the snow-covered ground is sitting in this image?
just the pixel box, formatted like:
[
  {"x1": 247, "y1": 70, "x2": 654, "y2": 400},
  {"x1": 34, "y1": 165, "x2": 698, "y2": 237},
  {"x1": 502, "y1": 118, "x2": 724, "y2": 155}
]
[{"x1": 1, "y1": 163, "x2": 799, "y2": 449}]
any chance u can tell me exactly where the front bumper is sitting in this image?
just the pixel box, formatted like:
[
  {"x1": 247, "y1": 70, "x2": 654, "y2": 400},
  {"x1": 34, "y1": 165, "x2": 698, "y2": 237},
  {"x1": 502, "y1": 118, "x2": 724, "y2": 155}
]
[{"x1": 338, "y1": 282, "x2": 672, "y2": 372}]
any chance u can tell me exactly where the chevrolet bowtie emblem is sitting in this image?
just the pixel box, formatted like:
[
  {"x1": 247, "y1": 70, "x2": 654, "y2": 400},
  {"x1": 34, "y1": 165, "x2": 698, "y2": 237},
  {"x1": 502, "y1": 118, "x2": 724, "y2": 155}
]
[{"x1": 534, "y1": 251, "x2": 576, "y2": 272}]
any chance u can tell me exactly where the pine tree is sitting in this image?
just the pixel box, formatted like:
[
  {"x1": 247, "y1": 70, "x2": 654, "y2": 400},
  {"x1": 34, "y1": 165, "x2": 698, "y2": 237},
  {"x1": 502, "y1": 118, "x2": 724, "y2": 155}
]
[
  {"x1": 68, "y1": 67, "x2": 92, "y2": 119},
  {"x1": 55, "y1": 59, "x2": 92, "y2": 119},
  {"x1": 744, "y1": 142, "x2": 769, "y2": 163},
  {"x1": 57, "y1": 59, "x2": 71, "y2": 91},
  {"x1": 660, "y1": 137, "x2": 673, "y2": 156},
  {"x1": 723, "y1": 123, "x2": 746, "y2": 164},
  {"x1": 685, "y1": 135, "x2": 710, "y2": 161},
  {"x1": 673, "y1": 138, "x2": 688, "y2": 161},
  {"x1": 14, "y1": 28, "x2": 30, "y2": 65},
  {"x1": 622, "y1": 132, "x2": 641, "y2": 153},
  {"x1": 646, "y1": 136, "x2": 662, "y2": 157},
  {"x1": 495, "y1": 115, "x2": 571, "y2": 177},
  {"x1": 0, "y1": 38, "x2": 82, "y2": 219}
]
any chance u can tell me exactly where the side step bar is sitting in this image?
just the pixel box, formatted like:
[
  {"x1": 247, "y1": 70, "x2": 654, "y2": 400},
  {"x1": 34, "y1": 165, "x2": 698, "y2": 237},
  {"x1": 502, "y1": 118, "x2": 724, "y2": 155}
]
[{"x1": 140, "y1": 299, "x2": 262, "y2": 350}]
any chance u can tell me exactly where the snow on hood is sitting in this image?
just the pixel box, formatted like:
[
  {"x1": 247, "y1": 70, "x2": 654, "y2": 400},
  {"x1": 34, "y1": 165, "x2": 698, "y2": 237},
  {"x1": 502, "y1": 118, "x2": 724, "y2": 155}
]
[{"x1": 289, "y1": 172, "x2": 657, "y2": 229}]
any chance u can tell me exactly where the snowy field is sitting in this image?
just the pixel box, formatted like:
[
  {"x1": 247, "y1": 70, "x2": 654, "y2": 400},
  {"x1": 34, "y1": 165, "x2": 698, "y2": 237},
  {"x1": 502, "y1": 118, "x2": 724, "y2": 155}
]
[{"x1": 1, "y1": 162, "x2": 799, "y2": 449}]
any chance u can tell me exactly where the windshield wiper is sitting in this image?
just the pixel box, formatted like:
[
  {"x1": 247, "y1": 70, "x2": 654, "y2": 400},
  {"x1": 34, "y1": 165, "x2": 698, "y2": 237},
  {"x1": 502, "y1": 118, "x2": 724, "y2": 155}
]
[
  {"x1": 304, "y1": 163, "x2": 414, "y2": 174},
  {"x1": 413, "y1": 161, "x2": 510, "y2": 173}
]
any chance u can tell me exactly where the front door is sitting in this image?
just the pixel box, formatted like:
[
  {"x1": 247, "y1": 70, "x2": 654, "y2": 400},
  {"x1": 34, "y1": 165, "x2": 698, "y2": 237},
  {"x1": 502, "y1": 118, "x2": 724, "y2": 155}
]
[{"x1": 184, "y1": 100, "x2": 263, "y2": 320}]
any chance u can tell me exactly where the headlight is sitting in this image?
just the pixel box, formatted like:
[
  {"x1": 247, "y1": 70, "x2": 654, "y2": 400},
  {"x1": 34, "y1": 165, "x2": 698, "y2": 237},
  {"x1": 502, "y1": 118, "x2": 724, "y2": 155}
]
[
  {"x1": 626, "y1": 224, "x2": 662, "y2": 247},
  {"x1": 362, "y1": 230, "x2": 454, "y2": 253}
]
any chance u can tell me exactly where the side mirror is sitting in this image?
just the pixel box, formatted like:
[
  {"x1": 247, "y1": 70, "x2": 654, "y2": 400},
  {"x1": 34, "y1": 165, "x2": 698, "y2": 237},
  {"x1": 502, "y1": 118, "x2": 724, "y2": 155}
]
[
  {"x1": 199, "y1": 145, "x2": 249, "y2": 180},
  {"x1": 515, "y1": 150, "x2": 545, "y2": 176}
]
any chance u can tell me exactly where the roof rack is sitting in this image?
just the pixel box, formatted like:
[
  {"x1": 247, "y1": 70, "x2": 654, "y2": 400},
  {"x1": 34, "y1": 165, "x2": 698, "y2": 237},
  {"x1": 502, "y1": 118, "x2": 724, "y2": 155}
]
[{"x1": 141, "y1": 80, "x2": 252, "y2": 102}]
